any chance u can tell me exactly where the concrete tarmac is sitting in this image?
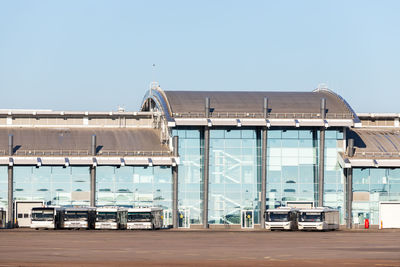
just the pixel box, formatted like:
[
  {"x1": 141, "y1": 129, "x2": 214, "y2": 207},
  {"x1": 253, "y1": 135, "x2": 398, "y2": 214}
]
[{"x1": 0, "y1": 229, "x2": 399, "y2": 266}]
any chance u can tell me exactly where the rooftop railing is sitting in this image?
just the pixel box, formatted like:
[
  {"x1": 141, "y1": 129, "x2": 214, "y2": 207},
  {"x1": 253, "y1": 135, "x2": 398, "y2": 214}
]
[
  {"x1": 353, "y1": 151, "x2": 400, "y2": 158},
  {"x1": 172, "y1": 112, "x2": 354, "y2": 119},
  {"x1": 0, "y1": 149, "x2": 172, "y2": 157}
]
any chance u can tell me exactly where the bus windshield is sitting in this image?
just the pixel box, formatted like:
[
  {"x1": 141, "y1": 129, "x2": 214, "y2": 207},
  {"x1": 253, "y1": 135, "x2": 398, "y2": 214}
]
[
  {"x1": 31, "y1": 210, "x2": 54, "y2": 221},
  {"x1": 300, "y1": 212, "x2": 323, "y2": 222},
  {"x1": 96, "y1": 212, "x2": 117, "y2": 222},
  {"x1": 267, "y1": 212, "x2": 289, "y2": 222},
  {"x1": 65, "y1": 211, "x2": 88, "y2": 221},
  {"x1": 128, "y1": 212, "x2": 152, "y2": 222}
]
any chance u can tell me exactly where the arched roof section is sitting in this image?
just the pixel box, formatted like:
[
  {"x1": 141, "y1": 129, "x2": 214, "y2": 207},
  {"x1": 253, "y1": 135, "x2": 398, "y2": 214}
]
[
  {"x1": 161, "y1": 89, "x2": 358, "y2": 120},
  {"x1": 141, "y1": 87, "x2": 173, "y2": 121}
]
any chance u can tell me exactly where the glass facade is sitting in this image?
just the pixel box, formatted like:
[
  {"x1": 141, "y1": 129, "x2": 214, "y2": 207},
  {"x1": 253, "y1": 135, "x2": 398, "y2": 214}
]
[
  {"x1": 0, "y1": 166, "x2": 7, "y2": 210},
  {"x1": 172, "y1": 128, "x2": 203, "y2": 224},
  {"x1": 13, "y1": 166, "x2": 90, "y2": 206},
  {"x1": 323, "y1": 129, "x2": 345, "y2": 224},
  {"x1": 353, "y1": 168, "x2": 400, "y2": 225},
  {"x1": 267, "y1": 129, "x2": 318, "y2": 209},
  {"x1": 209, "y1": 128, "x2": 260, "y2": 225},
  {"x1": 2, "y1": 125, "x2": 398, "y2": 227},
  {"x1": 96, "y1": 166, "x2": 172, "y2": 210}
]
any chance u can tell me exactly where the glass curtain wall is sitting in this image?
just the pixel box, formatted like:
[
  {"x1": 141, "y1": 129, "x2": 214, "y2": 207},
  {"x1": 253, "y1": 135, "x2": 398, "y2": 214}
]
[
  {"x1": 323, "y1": 129, "x2": 345, "y2": 223},
  {"x1": 267, "y1": 129, "x2": 318, "y2": 209},
  {"x1": 209, "y1": 128, "x2": 259, "y2": 225},
  {"x1": 172, "y1": 128, "x2": 203, "y2": 224},
  {"x1": 13, "y1": 166, "x2": 90, "y2": 206},
  {"x1": 353, "y1": 168, "x2": 400, "y2": 225},
  {"x1": 0, "y1": 166, "x2": 7, "y2": 210},
  {"x1": 96, "y1": 166, "x2": 172, "y2": 210}
]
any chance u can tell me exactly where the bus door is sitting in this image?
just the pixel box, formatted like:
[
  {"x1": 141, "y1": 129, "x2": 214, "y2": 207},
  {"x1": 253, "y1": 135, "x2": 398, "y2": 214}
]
[
  {"x1": 241, "y1": 210, "x2": 254, "y2": 229},
  {"x1": 178, "y1": 208, "x2": 190, "y2": 228},
  {"x1": 163, "y1": 209, "x2": 172, "y2": 228}
]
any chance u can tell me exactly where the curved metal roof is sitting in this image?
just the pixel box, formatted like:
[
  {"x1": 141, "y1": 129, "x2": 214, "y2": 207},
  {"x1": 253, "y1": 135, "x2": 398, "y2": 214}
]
[
  {"x1": 0, "y1": 128, "x2": 170, "y2": 156},
  {"x1": 141, "y1": 87, "x2": 357, "y2": 121},
  {"x1": 348, "y1": 128, "x2": 400, "y2": 159}
]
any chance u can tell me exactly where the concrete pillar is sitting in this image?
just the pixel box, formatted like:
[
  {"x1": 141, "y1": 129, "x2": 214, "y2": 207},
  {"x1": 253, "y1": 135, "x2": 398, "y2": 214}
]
[
  {"x1": 172, "y1": 136, "x2": 179, "y2": 228},
  {"x1": 203, "y1": 97, "x2": 210, "y2": 228},
  {"x1": 7, "y1": 134, "x2": 14, "y2": 228},
  {"x1": 260, "y1": 97, "x2": 268, "y2": 228},
  {"x1": 346, "y1": 168, "x2": 353, "y2": 229},
  {"x1": 318, "y1": 98, "x2": 326, "y2": 207},
  {"x1": 90, "y1": 135, "x2": 96, "y2": 207}
]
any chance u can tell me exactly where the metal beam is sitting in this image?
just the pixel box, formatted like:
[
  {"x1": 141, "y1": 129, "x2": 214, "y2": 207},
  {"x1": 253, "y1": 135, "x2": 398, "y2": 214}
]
[
  {"x1": 318, "y1": 98, "x2": 326, "y2": 207},
  {"x1": 318, "y1": 128, "x2": 325, "y2": 207},
  {"x1": 172, "y1": 136, "x2": 179, "y2": 228},
  {"x1": 260, "y1": 97, "x2": 268, "y2": 229},
  {"x1": 7, "y1": 134, "x2": 13, "y2": 228},
  {"x1": 346, "y1": 168, "x2": 353, "y2": 229},
  {"x1": 90, "y1": 135, "x2": 97, "y2": 207},
  {"x1": 203, "y1": 126, "x2": 210, "y2": 228},
  {"x1": 260, "y1": 127, "x2": 267, "y2": 228},
  {"x1": 312, "y1": 130, "x2": 319, "y2": 206},
  {"x1": 203, "y1": 97, "x2": 210, "y2": 228}
]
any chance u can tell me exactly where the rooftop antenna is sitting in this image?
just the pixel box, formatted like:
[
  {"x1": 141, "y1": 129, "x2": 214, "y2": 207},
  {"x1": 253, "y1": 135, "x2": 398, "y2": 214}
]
[{"x1": 150, "y1": 64, "x2": 159, "y2": 92}]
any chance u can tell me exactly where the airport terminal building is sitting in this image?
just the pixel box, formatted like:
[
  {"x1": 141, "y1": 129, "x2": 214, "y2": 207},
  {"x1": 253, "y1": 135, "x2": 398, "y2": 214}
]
[{"x1": 0, "y1": 86, "x2": 399, "y2": 229}]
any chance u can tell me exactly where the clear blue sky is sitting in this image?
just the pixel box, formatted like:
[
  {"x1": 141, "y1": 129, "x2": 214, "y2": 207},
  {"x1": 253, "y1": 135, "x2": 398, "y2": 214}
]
[{"x1": 0, "y1": 1, "x2": 399, "y2": 112}]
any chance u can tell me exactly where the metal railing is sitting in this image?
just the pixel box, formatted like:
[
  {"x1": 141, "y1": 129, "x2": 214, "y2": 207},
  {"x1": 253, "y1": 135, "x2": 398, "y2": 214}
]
[
  {"x1": 172, "y1": 112, "x2": 353, "y2": 119},
  {"x1": 0, "y1": 149, "x2": 172, "y2": 157},
  {"x1": 354, "y1": 151, "x2": 400, "y2": 158}
]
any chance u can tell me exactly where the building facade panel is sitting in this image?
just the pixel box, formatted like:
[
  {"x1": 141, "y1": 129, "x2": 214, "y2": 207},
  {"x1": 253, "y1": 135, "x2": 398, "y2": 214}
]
[
  {"x1": 13, "y1": 166, "x2": 90, "y2": 206},
  {"x1": 267, "y1": 129, "x2": 318, "y2": 210},
  {"x1": 208, "y1": 128, "x2": 260, "y2": 225},
  {"x1": 96, "y1": 166, "x2": 172, "y2": 210},
  {"x1": 172, "y1": 128, "x2": 203, "y2": 225},
  {"x1": 352, "y1": 168, "x2": 400, "y2": 225},
  {"x1": 0, "y1": 166, "x2": 7, "y2": 210}
]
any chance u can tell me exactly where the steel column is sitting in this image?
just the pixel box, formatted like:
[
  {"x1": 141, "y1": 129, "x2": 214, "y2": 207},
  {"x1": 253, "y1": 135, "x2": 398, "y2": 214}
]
[
  {"x1": 172, "y1": 136, "x2": 179, "y2": 228},
  {"x1": 318, "y1": 98, "x2": 326, "y2": 207},
  {"x1": 312, "y1": 130, "x2": 319, "y2": 206},
  {"x1": 90, "y1": 135, "x2": 96, "y2": 207},
  {"x1": 7, "y1": 134, "x2": 14, "y2": 228},
  {"x1": 203, "y1": 97, "x2": 210, "y2": 228},
  {"x1": 346, "y1": 168, "x2": 353, "y2": 229},
  {"x1": 261, "y1": 128, "x2": 267, "y2": 228},
  {"x1": 260, "y1": 97, "x2": 268, "y2": 228},
  {"x1": 346, "y1": 138, "x2": 354, "y2": 229}
]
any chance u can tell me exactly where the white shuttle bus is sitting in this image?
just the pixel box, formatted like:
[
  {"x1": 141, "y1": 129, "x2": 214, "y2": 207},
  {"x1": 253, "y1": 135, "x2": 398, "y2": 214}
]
[
  {"x1": 127, "y1": 207, "x2": 163, "y2": 230},
  {"x1": 95, "y1": 207, "x2": 127, "y2": 230},
  {"x1": 61, "y1": 207, "x2": 95, "y2": 229},
  {"x1": 265, "y1": 207, "x2": 299, "y2": 230},
  {"x1": 298, "y1": 207, "x2": 339, "y2": 231},
  {"x1": 30, "y1": 207, "x2": 61, "y2": 230}
]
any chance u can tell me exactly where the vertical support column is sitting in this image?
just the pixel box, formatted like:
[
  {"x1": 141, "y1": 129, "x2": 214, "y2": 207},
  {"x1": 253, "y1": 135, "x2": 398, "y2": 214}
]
[
  {"x1": 346, "y1": 169, "x2": 353, "y2": 229},
  {"x1": 346, "y1": 138, "x2": 354, "y2": 229},
  {"x1": 7, "y1": 134, "x2": 14, "y2": 228},
  {"x1": 90, "y1": 135, "x2": 96, "y2": 207},
  {"x1": 260, "y1": 97, "x2": 268, "y2": 228},
  {"x1": 312, "y1": 130, "x2": 319, "y2": 206},
  {"x1": 172, "y1": 136, "x2": 179, "y2": 228},
  {"x1": 318, "y1": 98, "x2": 326, "y2": 207},
  {"x1": 203, "y1": 97, "x2": 210, "y2": 228}
]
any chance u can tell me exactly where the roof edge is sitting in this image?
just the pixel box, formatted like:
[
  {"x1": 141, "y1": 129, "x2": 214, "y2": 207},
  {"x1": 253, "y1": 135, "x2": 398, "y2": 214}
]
[{"x1": 313, "y1": 88, "x2": 360, "y2": 124}]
